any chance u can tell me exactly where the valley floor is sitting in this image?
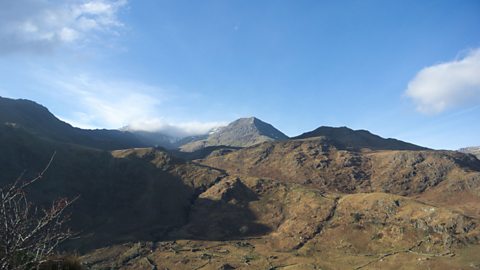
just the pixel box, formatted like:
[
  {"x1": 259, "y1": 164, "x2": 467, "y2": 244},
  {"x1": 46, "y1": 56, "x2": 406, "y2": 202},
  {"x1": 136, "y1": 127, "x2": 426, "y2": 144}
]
[{"x1": 82, "y1": 239, "x2": 480, "y2": 270}]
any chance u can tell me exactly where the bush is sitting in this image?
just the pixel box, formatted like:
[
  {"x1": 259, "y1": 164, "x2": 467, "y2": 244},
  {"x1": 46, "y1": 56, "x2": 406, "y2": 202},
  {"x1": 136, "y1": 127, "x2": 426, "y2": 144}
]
[{"x1": 0, "y1": 153, "x2": 77, "y2": 270}]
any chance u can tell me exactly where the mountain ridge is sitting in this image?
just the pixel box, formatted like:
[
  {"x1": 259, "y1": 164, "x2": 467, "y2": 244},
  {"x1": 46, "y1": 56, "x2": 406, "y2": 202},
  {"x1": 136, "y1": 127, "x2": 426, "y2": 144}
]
[
  {"x1": 0, "y1": 96, "x2": 430, "y2": 153},
  {"x1": 293, "y1": 125, "x2": 427, "y2": 151},
  {"x1": 0, "y1": 96, "x2": 147, "y2": 150}
]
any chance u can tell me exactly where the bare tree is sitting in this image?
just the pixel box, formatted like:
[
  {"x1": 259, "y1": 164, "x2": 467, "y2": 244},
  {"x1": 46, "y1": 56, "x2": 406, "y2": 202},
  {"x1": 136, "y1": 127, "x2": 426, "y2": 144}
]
[{"x1": 0, "y1": 153, "x2": 77, "y2": 270}]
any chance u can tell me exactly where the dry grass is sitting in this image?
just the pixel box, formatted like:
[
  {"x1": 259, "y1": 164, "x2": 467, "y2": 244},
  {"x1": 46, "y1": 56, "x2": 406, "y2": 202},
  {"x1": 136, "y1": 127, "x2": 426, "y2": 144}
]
[{"x1": 39, "y1": 255, "x2": 83, "y2": 270}]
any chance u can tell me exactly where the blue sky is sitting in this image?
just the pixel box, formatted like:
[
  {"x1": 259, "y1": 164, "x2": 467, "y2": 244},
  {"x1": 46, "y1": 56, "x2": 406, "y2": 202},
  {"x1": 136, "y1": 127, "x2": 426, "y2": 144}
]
[{"x1": 0, "y1": 0, "x2": 479, "y2": 149}]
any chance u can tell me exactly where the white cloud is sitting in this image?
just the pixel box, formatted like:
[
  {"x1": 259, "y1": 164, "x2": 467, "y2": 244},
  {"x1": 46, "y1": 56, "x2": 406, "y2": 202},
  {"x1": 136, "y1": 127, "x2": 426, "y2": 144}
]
[
  {"x1": 38, "y1": 71, "x2": 225, "y2": 137},
  {"x1": 0, "y1": 0, "x2": 127, "y2": 54},
  {"x1": 49, "y1": 74, "x2": 165, "y2": 129},
  {"x1": 125, "y1": 119, "x2": 227, "y2": 138},
  {"x1": 405, "y1": 48, "x2": 480, "y2": 114}
]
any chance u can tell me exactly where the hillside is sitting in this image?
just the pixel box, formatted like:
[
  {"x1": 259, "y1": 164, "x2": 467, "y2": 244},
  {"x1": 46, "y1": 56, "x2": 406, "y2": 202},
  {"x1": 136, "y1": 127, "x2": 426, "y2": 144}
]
[
  {"x1": 83, "y1": 175, "x2": 480, "y2": 270},
  {"x1": 82, "y1": 137, "x2": 480, "y2": 269},
  {"x1": 202, "y1": 138, "x2": 480, "y2": 218},
  {"x1": 0, "y1": 124, "x2": 225, "y2": 250},
  {"x1": 294, "y1": 126, "x2": 427, "y2": 151},
  {"x1": 179, "y1": 117, "x2": 288, "y2": 152}
]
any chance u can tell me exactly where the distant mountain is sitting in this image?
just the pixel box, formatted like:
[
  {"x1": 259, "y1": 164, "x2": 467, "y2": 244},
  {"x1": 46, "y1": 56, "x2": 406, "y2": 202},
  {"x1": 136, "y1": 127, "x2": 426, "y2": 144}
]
[
  {"x1": 293, "y1": 126, "x2": 427, "y2": 151},
  {"x1": 179, "y1": 117, "x2": 288, "y2": 152},
  {"x1": 123, "y1": 130, "x2": 178, "y2": 149},
  {"x1": 459, "y1": 146, "x2": 480, "y2": 159},
  {"x1": 122, "y1": 130, "x2": 211, "y2": 150},
  {"x1": 0, "y1": 96, "x2": 146, "y2": 150}
]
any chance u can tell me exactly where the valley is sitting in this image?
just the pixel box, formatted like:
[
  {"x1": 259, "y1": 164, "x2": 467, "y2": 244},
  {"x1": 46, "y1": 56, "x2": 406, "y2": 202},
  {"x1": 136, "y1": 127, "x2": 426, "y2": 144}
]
[{"x1": 1, "y1": 96, "x2": 480, "y2": 269}]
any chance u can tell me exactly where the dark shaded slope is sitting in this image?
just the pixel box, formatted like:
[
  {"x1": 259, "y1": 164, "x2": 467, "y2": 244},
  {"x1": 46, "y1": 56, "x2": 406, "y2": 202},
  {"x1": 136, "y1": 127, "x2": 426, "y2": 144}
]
[{"x1": 293, "y1": 126, "x2": 427, "y2": 151}]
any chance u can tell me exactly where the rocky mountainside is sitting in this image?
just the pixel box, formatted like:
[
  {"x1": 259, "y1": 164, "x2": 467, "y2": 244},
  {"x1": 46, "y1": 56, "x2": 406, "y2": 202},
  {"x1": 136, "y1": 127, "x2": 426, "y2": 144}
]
[
  {"x1": 82, "y1": 140, "x2": 480, "y2": 269},
  {"x1": 294, "y1": 126, "x2": 427, "y2": 150},
  {"x1": 84, "y1": 176, "x2": 480, "y2": 270},
  {"x1": 0, "y1": 96, "x2": 148, "y2": 150},
  {"x1": 179, "y1": 117, "x2": 289, "y2": 152},
  {"x1": 202, "y1": 138, "x2": 480, "y2": 218},
  {"x1": 81, "y1": 137, "x2": 480, "y2": 269},
  {"x1": 459, "y1": 146, "x2": 480, "y2": 159}
]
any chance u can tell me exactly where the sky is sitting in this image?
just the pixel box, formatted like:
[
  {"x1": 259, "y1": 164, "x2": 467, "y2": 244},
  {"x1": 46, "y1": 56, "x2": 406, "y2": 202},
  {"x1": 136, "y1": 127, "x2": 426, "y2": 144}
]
[{"x1": 0, "y1": 0, "x2": 479, "y2": 149}]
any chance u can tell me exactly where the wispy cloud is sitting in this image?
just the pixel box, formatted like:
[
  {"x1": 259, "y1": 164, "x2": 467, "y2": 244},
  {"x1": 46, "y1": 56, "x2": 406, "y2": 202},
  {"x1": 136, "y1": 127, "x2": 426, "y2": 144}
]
[
  {"x1": 46, "y1": 73, "x2": 166, "y2": 129},
  {"x1": 405, "y1": 48, "x2": 480, "y2": 114},
  {"x1": 0, "y1": 0, "x2": 127, "y2": 54},
  {"x1": 38, "y1": 71, "x2": 225, "y2": 137},
  {"x1": 125, "y1": 119, "x2": 227, "y2": 137}
]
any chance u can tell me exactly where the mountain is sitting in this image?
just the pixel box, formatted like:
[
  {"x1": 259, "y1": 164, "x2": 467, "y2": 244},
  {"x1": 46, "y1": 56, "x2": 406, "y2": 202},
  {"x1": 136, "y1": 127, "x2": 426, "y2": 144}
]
[
  {"x1": 202, "y1": 138, "x2": 480, "y2": 216},
  {"x1": 84, "y1": 138, "x2": 480, "y2": 269},
  {"x1": 179, "y1": 117, "x2": 288, "y2": 152},
  {"x1": 0, "y1": 96, "x2": 146, "y2": 150},
  {"x1": 459, "y1": 146, "x2": 480, "y2": 159},
  {"x1": 124, "y1": 130, "x2": 179, "y2": 149},
  {"x1": 3, "y1": 97, "x2": 480, "y2": 269},
  {"x1": 293, "y1": 126, "x2": 427, "y2": 150}
]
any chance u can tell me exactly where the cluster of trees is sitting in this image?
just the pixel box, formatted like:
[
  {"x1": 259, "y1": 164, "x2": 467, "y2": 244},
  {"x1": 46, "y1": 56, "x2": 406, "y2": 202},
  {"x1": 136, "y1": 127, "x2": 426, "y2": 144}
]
[{"x1": 0, "y1": 154, "x2": 77, "y2": 270}]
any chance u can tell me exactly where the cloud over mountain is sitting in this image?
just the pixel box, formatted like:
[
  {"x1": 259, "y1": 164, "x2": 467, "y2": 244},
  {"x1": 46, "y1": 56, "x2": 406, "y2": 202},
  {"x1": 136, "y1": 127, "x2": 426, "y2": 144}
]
[
  {"x1": 405, "y1": 48, "x2": 480, "y2": 114},
  {"x1": 124, "y1": 119, "x2": 226, "y2": 138},
  {"x1": 40, "y1": 71, "x2": 225, "y2": 137}
]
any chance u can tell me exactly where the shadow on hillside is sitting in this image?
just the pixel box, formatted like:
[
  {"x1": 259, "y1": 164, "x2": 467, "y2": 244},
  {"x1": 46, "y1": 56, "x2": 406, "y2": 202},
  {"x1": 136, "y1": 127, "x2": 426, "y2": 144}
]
[
  {"x1": 65, "y1": 175, "x2": 271, "y2": 253},
  {"x1": 169, "y1": 180, "x2": 271, "y2": 241},
  {"x1": 0, "y1": 126, "x2": 272, "y2": 253},
  {"x1": 171, "y1": 145, "x2": 242, "y2": 160}
]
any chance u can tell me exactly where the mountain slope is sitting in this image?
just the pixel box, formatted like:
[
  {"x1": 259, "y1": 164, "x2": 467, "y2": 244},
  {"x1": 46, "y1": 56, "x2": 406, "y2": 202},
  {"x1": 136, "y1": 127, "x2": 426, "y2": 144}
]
[
  {"x1": 459, "y1": 146, "x2": 480, "y2": 159},
  {"x1": 202, "y1": 138, "x2": 480, "y2": 218},
  {"x1": 124, "y1": 130, "x2": 179, "y2": 149},
  {"x1": 83, "y1": 175, "x2": 480, "y2": 270},
  {"x1": 294, "y1": 126, "x2": 427, "y2": 150},
  {"x1": 180, "y1": 117, "x2": 288, "y2": 152},
  {"x1": 0, "y1": 96, "x2": 146, "y2": 150}
]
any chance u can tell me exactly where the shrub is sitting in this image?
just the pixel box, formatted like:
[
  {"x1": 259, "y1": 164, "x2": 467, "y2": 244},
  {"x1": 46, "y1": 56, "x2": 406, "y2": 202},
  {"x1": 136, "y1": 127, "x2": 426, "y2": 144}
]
[{"x1": 0, "y1": 153, "x2": 77, "y2": 270}]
